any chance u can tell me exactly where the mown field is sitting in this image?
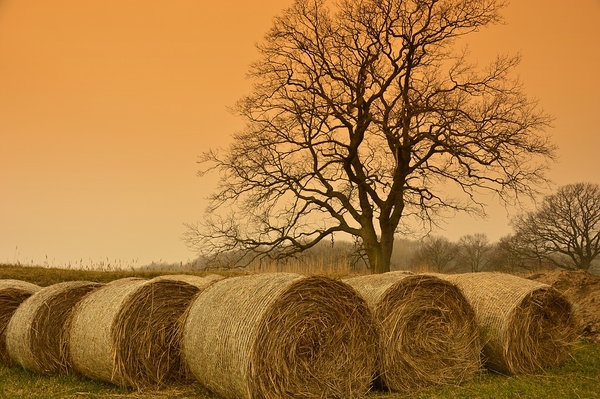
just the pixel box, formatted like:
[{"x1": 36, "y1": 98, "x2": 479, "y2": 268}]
[
  {"x1": 1, "y1": 341, "x2": 598, "y2": 399},
  {"x1": 0, "y1": 264, "x2": 599, "y2": 399}
]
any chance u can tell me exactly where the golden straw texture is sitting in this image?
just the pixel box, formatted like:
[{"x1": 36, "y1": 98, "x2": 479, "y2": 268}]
[
  {"x1": 6, "y1": 281, "x2": 103, "y2": 375},
  {"x1": 112, "y1": 274, "x2": 224, "y2": 388},
  {"x1": 182, "y1": 273, "x2": 377, "y2": 399},
  {"x1": 439, "y1": 272, "x2": 578, "y2": 374},
  {"x1": 345, "y1": 272, "x2": 480, "y2": 392},
  {"x1": 68, "y1": 275, "x2": 222, "y2": 388},
  {"x1": 68, "y1": 278, "x2": 146, "y2": 384},
  {"x1": 0, "y1": 279, "x2": 41, "y2": 365}
]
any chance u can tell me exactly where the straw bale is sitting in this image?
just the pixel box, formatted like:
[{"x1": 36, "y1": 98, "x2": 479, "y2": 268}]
[
  {"x1": 438, "y1": 272, "x2": 578, "y2": 374},
  {"x1": 344, "y1": 272, "x2": 480, "y2": 392},
  {"x1": 0, "y1": 279, "x2": 41, "y2": 365},
  {"x1": 6, "y1": 281, "x2": 103, "y2": 375},
  {"x1": 112, "y1": 274, "x2": 224, "y2": 388},
  {"x1": 68, "y1": 275, "x2": 222, "y2": 389},
  {"x1": 67, "y1": 278, "x2": 146, "y2": 384},
  {"x1": 182, "y1": 273, "x2": 377, "y2": 399}
]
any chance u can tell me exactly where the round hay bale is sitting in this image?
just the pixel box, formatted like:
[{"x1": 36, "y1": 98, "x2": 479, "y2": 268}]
[
  {"x1": 344, "y1": 272, "x2": 480, "y2": 392},
  {"x1": 182, "y1": 273, "x2": 377, "y2": 399},
  {"x1": 6, "y1": 281, "x2": 103, "y2": 375},
  {"x1": 67, "y1": 275, "x2": 222, "y2": 388},
  {"x1": 112, "y1": 274, "x2": 224, "y2": 388},
  {"x1": 0, "y1": 279, "x2": 41, "y2": 365},
  {"x1": 439, "y1": 272, "x2": 578, "y2": 375}
]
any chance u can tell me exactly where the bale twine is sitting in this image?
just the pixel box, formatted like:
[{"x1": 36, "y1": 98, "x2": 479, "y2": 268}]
[
  {"x1": 439, "y1": 272, "x2": 578, "y2": 375},
  {"x1": 67, "y1": 275, "x2": 222, "y2": 389},
  {"x1": 6, "y1": 281, "x2": 103, "y2": 375},
  {"x1": 182, "y1": 273, "x2": 377, "y2": 399},
  {"x1": 0, "y1": 279, "x2": 41, "y2": 365},
  {"x1": 344, "y1": 272, "x2": 480, "y2": 392}
]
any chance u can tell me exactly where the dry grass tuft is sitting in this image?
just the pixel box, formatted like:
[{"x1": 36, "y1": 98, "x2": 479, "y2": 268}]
[
  {"x1": 0, "y1": 280, "x2": 41, "y2": 365},
  {"x1": 6, "y1": 281, "x2": 103, "y2": 375},
  {"x1": 68, "y1": 275, "x2": 222, "y2": 389},
  {"x1": 182, "y1": 273, "x2": 377, "y2": 399},
  {"x1": 344, "y1": 272, "x2": 480, "y2": 392},
  {"x1": 439, "y1": 272, "x2": 578, "y2": 374}
]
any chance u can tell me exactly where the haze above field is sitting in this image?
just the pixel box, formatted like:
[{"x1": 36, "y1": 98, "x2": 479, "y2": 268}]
[{"x1": 1, "y1": 0, "x2": 599, "y2": 267}]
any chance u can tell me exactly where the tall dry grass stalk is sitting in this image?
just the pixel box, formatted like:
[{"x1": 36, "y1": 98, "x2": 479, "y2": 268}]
[{"x1": 245, "y1": 257, "x2": 361, "y2": 276}]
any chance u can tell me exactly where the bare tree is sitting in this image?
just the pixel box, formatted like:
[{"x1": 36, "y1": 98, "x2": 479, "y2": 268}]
[
  {"x1": 185, "y1": 0, "x2": 555, "y2": 273},
  {"x1": 512, "y1": 183, "x2": 600, "y2": 271},
  {"x1": 411, "y1": 235, "x2": 457, "y2": 272},
  {"x1": 457, "y1": 233, "x2": 491, "y2": 272},
  {"x1": 488, "y1": 234, "x2": 546, "y2": 273}
]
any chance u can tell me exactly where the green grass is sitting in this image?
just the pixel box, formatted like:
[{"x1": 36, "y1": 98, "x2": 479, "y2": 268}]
[
  {"x1": 0, "y1": 368, "x2": 214, "y2": 398},
  {"x1": 373, "y1": 341, "x2": 600, "y2": 398},
  {"x1": 1, "y1": 264, "x2": 598, "y2": 398},
  {"x1": 0, "y1": 341, "x2": 597, "y2": 398}
]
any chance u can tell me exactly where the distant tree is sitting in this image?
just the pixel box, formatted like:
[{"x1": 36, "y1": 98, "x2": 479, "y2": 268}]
[
  {"x1": 185, "y1": 0, "x2": 555, "y2": 273},
  {"x1": 457, "y1": 233, "x2": 491, "y2": 272},
  {"x1": 411, "y1": 235, "x2": 457, "y2": 272},
  {"x1": 389, "y1": 237, "x2": 420, "y2": 271},
  {"x1": 488, "y1": 234, "x2": 545, "y2": 272},
  {"x1": 512, "y1": 183, "x2": 600, "y2": 271}
]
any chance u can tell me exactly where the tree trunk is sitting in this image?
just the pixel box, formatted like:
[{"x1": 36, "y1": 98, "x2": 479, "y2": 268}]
[
  {"x1": 365, "y1": 245, "x2": 390, "y2": 274},
  {"x1": 362, "y1": 230, "x2": 393, "y2": 274},
  {"x1": 580, "y1": 258, "x2": 591, "y2": 271}
]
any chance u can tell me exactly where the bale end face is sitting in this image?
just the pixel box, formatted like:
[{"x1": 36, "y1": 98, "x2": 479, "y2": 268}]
[
  {"x1": 346, "y1": 273, "x2": 481, "y2": 392},
  {"x1": 248, "y1": 276, "x2": 378, "y2": 399},
  {"x1": 183, "y1": 273, "x2": 378, "y2": 399},
  {"x1": 6, "y1": 281, "x2": 103, "y2": 375},
  {"x1": 0, "y1": 280, "x2": 41, "y2": 365},
  {"x1": 439, "y1": 272, "x2": 579, "y2": 375},
  {"x1": 68, "y1": 275, "x2": 221, "y2": 389},
  {"x1": 112, "y1": 279, "x2": 207, "y2": 389},
  {"x1": 501, "y1": 287, "x2": 578, "y2": 375}
]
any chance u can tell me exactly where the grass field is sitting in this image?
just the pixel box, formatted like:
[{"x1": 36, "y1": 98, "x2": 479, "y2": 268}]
[
  {"x1": 0, "y1": 264, "x2": 598, "y2": 398},
  {"x1": 0, "y1": 341, "x2": 598, "y2": 398}
]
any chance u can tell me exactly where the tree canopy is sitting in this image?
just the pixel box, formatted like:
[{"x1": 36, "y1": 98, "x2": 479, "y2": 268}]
[
  {"x1": 512, "y1": 183, "x2": 600, "y2": 271},
  {"x1": 185, "y1": 0, "x2": 555, "y2": 273},
  {"x1": 411, "y1": 235, "x2": 457, "y2": 273},
  {"x1": 457, "y1": 233, "x2": 491, "y2": 272}
]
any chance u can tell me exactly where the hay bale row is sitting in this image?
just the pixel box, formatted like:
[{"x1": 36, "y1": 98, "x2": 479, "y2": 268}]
[
  {"x1": 6, "y1": 281, "x2": 103, "y2": 375},
  {"x1": 67, "y1": 274, "x2": 224, "y2": 389},
  {"x1": 344, "y1": 272, "x2": 481, "y2": 392},
  {"x1": 182, "y1": 273, "x2": 378, "y2": 399},
  {"x1": 0, "y1": 271, "x2": 578, "y2": 397},
  {"x1": 437, "y1": 272, "x2": 578, "y2": 375},
  {"x1": 0, "y1": 280, "x2": 41, "y2": 365}
]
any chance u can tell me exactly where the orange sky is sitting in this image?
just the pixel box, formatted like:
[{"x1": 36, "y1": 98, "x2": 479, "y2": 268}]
[{"x1": 1, "y1": 0, "x2": 599, "y2": 267}]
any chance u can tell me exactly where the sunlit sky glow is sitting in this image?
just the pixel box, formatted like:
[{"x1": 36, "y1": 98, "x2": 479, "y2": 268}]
[{"x1": 1, "y1": 0, "x2": 599, "y2": 267}]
